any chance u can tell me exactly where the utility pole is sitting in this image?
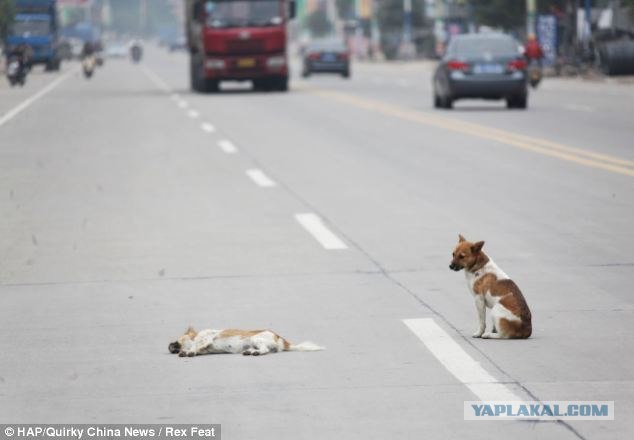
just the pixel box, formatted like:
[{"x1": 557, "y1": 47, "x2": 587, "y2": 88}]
[
  {"x1": 404, "y1": 0, "x2": 412, "y2": 44},
  {"x1": 139, "y1": 0, "x2": 148, "y2": 36},
  {"x1": 526, "y1": 0, "x2": 537, "y2": 37},
  {"x1": 400, "y1": 0, "x2": 415, "y2": 59}
]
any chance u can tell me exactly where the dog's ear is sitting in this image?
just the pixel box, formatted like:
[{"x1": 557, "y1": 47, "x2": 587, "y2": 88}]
[
  {"x1": 185, "y1": 326, "x2": 197, "y2": 337},
  {"x1": 471, "y1": 241, "x2": 485, "y2": 254},
  {"x1": 458, "y1": 234, "x2": 466, "y2": 243}
]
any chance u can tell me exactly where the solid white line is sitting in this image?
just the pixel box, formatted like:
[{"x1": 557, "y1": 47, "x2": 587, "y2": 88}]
[
  {"x1": 0, "y1": 67, "x2": 77, "y2": 128},
  {"x1": 188, "y1": 109, "x2": 199, "y2": 118},
  {"x1": 218, "y1": 139, "x2": 238, "y2": 154},
  {"x1": 245, "y1": 169, "x2": 276, "y2": 187},
  {"x1": 201, "y1": 122, "x2": 215, "y2": 133},
  {"x1": 563, "y1": 103, "x2": 593, "y2": 112},
  {"x1": 403, "y1": 318, "x2": 523, "y2": 402},
  {"x1": 295, "y1": 213, "x2": 347, "y2": 250}
]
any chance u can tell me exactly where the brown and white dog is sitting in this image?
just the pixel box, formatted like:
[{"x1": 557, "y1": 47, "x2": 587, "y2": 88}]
[
  {"x1": 168, "y1": 327, "x2": 324, "y2": 357},
  {"x1": 449, "y1": 235, "x2": 532, "y2": 339}
]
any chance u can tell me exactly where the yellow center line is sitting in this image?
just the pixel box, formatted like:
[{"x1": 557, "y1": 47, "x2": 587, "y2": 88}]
[{"x1": 304, "y1": 86, "x2": 634, "y2": 177}]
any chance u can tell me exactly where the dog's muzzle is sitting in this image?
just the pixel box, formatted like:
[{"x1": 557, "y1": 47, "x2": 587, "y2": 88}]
[
  {"x1": 168, "y1": 341, "x2": 181, "y2": 354},
  {"x1": 449, "y1": 263, "x2": 462, "y2": 271}
]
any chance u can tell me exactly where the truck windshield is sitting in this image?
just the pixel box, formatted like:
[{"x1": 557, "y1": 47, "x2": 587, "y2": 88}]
[
  {"x1": 12, "y1": 20, "x2": 51, "y2": 36},
  {"x1": 205, "y1": 0, "x2": 281, "y2": 28}
]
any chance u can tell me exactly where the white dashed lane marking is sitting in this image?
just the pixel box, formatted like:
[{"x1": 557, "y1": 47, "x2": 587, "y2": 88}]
[
  {"x1": 295, "y1": 213, "x2": 348, "y2": 250},
  {"x1": 246, "y1": 169, "x2": 277, "y2": 188},
  {"x1": 201, "y1": 122, "x2": 215, "y2": 133},
  {"x1": 218, "y1": 139, "x2": 238, "y2": 154}
]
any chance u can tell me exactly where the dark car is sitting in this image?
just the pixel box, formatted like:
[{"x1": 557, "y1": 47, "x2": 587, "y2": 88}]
[
  {"x1": 433, "y1": 33, "x2": 528, "y2": 109},
  {"x1": 302, "y1": 40, "x2": 350, "y2": 78}
]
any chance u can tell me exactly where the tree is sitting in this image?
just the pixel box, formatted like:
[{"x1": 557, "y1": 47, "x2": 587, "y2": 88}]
[
  {"x1": 335, "y1": 0, "x2": 355, "y2": 20},
  {"x1": 306, "y1": 8, "x2": 332, "y2": 37},
  {"x1": 0, "y1": 0, "x2": 15, "y2": 40},
  {"x1": 376, "y1": 0, "x2": 426, "y2": 59},
  {"x1": 469, "y1": 0, "x2": 525, "y2": 31},
  {"x1": 623, "y1": 0, "x2": 634, "y2": 19}
]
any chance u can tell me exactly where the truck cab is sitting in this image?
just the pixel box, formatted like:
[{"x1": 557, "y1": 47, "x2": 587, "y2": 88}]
[
  {"x1": 186, "y1": 0, "x2": 295, "y2": 92},
  {"x1": 6, "y1": 0, "x2": 61, "y2": 71}
]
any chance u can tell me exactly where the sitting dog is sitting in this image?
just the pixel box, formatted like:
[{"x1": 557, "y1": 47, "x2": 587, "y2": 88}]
[
  {"x1": 449, "y1": 234, "x2": 532, "y2": 339},
  {"x1": 168, "y1": 327, "x2": 324, "y2": 357}
]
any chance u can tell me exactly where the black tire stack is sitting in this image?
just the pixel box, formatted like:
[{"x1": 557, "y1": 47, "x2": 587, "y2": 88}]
[{"x1": 598, "y1": 40, "x2": 634, "y2": 76}]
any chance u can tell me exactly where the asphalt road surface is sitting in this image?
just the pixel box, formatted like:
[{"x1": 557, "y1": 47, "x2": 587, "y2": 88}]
[{"x1": 1, "y1": 48, "x2": 633, "y2": 440}]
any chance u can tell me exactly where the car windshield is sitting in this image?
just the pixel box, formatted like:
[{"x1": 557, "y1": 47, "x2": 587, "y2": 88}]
[
  {"x1": 308, "y1": 40, "x2": 346, "y2": 52},
  {"x1": 12, "y1": 20, "x2": 50, "y2": 36},
  {"x1": 450, "y1": 36, "x2": 519, "y2": 58},
  {"x1": 205, "y1": 0, "x2": 281, "y2": 28}
]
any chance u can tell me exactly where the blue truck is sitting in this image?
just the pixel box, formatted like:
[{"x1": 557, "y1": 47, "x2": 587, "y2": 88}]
[{"x1": 6, "y1": 0, "x2": 61, "y2": 71}]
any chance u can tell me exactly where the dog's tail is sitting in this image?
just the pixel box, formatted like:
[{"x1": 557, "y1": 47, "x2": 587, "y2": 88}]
[{"x1": 286, "y1": 341, "x2": 325, "y2": 352}]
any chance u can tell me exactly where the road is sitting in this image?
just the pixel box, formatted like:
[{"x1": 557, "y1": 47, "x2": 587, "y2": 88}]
[{"x1": 0, "y1": 49, "x2": 633, "y2": 440}]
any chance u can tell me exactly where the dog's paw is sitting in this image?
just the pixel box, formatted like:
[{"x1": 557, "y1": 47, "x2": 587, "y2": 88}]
[
  {"x1": 243, "y1": 350, "x2": 253, "y2": 356},
  {"x1": 178, "y1": 351, "x2": 187, "y2": 357},
  {"x1": 481, "y1": 332, "x2": 498, "y2": 339},
  {"x1": 472, "y1": 331, "x2": 484, "y2": 338}
]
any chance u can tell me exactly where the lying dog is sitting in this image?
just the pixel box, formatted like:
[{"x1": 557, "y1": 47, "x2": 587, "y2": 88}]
[
  {"x1": 450, "y1": 234, "x2": 532, "y2": 339},
  {"x1": 168, "y1": 327, "x2": 325, "y2": 357}
]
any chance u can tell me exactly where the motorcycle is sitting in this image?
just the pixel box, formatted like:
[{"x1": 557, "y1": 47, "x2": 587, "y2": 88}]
[
  {"x1": 6, "y1": 56, "x2": 27, "y2": 87},
  {"x1": 82, "y1": 55, "x2": 96, "y2": 78},
  {"x1": 527, "y1": 60, "x2": 542, "y2": 88},
  {"x1": 130, "y1": 43, "x2": 143, "y2": 63}
]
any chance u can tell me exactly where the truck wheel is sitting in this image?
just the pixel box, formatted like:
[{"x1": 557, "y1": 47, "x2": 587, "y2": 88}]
[
  {"x1": 273, "y1": 77, "x2": 288, "y2": 92},
  {"x1": 44, "y1": 58, "x2": 60, "y2": 72},
  {"x1": 252, "y1": 79, "x2": 266, "y2": 91},
  {"x1": 276, "y1": 77, "x2": 288, "y2": 92},
  {"x1": 203, "y1": 79, "x2": 219, "y2": 93},
  {"x1": 190, "y1": 57, "x2": 203, "y2": 92}
]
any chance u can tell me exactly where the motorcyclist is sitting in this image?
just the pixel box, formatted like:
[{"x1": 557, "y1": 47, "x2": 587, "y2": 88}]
[
  {"x1": 524, "y1": 34, "x2": 544, "y2": 66},
  {"x1": 81, "y1": 41, "x2": 96, "y2": 59},
  {"x1": 130, "y1": 40, "x2": 143, "y2": 62},
  {"x1": 6, "y1": 44, "x2": 31, "y2": 71}
]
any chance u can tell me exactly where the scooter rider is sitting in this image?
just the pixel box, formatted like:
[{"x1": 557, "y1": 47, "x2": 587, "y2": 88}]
[
  {"x1": 130, "y1": 40, "x2": 143, "y2": 62},
  {"x1": 6, "y1": 43, "x2": 31, "y2": 71},
  {"x1": 524, "y1": 34, "x2": 544, "y2": 66},
  {"x1": 81, "y1": 41, "x2": 96, "y2": 58}
]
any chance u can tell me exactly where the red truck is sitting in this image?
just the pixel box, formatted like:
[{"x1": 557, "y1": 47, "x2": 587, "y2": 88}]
[{"x1": 185, "y1": 0, "x2": 295, "y2": 92}]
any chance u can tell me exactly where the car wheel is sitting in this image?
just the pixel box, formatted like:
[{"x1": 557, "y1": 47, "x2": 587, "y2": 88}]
[
  {"x1": 442, "y1": 95, "x2": 454, "y2": 109},
  {"x1": 302, "y1": 70, "x2": 310, "y2": 78},
  {"x1": 342, "y1": 70, "x2": 350, "y2": 79},
  {"x1": 507, "y1": 94, "x2": 527, "y2": 109},
  {"x1": 434, "y1": 94, "x2": 441, "y2": 109}
]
